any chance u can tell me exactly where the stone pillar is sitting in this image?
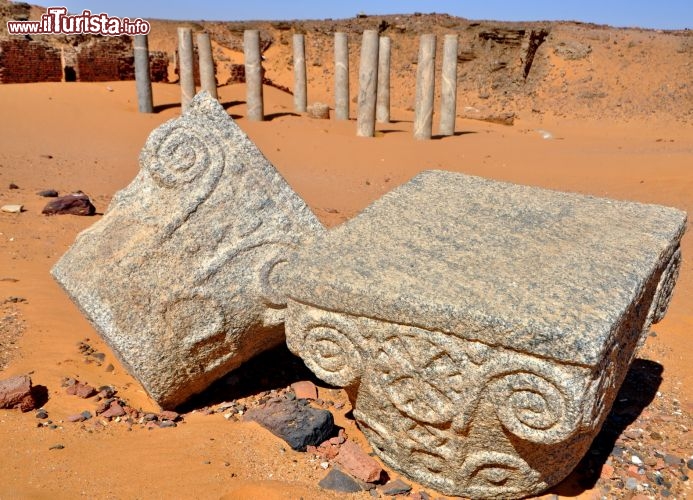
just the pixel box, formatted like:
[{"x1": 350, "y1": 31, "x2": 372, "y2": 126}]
[
  {"x1": 334, "y1": 32, "x2": 349, "y2": 120},
  {"x1": 196, "y1": 32, "x2": 218, "y2": 100},
  {"x1": 356, "y1": 30, "x2": 379, "y2": 137},
  {"x1": 414, "y1": 34, "x2": 436, "y2": 140},
  {"x1": 376, "y1": 36, "x2": 391, "y2": 123},
  {"x1": 293, "y1": 33, "x2": 307, "y2": 113},
  {"x1": 134, "y1": 34, "x2": 153, "y2": 113},
  {"x1": 439, "y1": 34, "x2": 458, "y2": 136},
  {"x1": 177, "y1": 27, "x2": 195, "y2": 114},
  {"x1": 244, "y1": 30, "x2": 264, "y2": 121}
]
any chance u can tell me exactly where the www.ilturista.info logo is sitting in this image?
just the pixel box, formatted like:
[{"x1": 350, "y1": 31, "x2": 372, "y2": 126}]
[{"x1": 6, "y1": 6, "x2": 150, "y2": 36}]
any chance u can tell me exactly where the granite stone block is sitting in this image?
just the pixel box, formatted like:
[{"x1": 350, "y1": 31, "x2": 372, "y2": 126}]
[
  {"x1": 283, "y1": 170, "x2": 686, "y2": 498},
  {"x1": 52, "y1": 92, "x2": 324, "y2": 409}
]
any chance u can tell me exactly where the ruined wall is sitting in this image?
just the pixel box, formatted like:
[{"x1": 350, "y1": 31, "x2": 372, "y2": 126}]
[
  {"x1": 149, "y1": 51, "x2": 169, "y2": 83},
  {"x1": 0, "y1": 38, "x2": 62, "y2": 83},
  {"x1": 75, "y1": 36, "x2": 136, "y2": 81}
]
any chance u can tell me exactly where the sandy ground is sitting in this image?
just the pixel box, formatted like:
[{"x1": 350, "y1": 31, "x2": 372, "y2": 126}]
[{"x1": 0, "y1": 80, "x2": 691, "y2": 499}]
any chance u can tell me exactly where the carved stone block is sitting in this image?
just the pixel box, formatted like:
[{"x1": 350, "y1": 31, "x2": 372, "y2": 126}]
[
  {"x1": 52, "y1": 92, "x2": 324, "y2": 409},
  {"x1": 283, "y1": 170, "x2": 686, "y2": 499}
]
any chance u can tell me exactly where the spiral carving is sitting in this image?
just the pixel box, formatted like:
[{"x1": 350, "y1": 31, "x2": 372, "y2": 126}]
[
  {"x1": 460, "y1": 451, "x2": 539, "y2": 497},
  {"x1": 488, "y1": 370, "x2": 574, "y2": 444},
  {"x1": 145, "y1": 125, "x2": 223, "y2": 189},
  {"x1": 286, "y1": 307, "x2": 364, "y2": 388},
  {"x1": 258, "y1": 250, "x2": 290, "y2": 307}
]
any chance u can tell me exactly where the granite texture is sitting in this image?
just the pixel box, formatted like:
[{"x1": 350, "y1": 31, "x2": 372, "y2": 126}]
[
  {"x1": 283, "y1": 170, "x2": 686, "y2": 499},
  {"x1": 52, "y1": 92, "x2": 323, "y2": 409}
]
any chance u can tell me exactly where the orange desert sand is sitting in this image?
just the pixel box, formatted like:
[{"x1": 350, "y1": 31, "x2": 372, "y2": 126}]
[{"x1": 0, "y1": 12, "x2": 692, "y2": 500}]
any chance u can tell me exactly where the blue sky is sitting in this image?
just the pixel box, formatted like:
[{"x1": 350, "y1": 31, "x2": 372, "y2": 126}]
[{"x1": 43, "y1": 1, "x2": 693, "y2": 30}]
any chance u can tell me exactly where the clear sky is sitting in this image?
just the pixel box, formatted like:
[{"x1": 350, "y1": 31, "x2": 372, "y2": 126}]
[{"x1": 42, "y1": 1, "x2": 693, "y2": 30}]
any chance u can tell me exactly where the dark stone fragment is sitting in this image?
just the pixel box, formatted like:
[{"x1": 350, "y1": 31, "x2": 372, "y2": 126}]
[
  {"x1": 318, "y1": 467, "x2": 367, "y2": 493},
  {"x1": 244, "y1": 398, "x2": 334, "y2": 451},
  {"x1": 42, "y1": 192, "x2": 95, "y2": 216},
  {"x1": 37, "y1": 189, "x2": 59, "y2": 197},
  {"x1": 687, "y1": 458, "x2": 693, "y2": 471},
  {"x1": 9, "y1": 183, "x2": 19, "y2": 189},
  {"x1": 381, "y1": 478, "x2": 413, "y2": 496}
]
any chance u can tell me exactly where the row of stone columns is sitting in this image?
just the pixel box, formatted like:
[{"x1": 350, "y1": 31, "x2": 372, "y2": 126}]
[{"x1": 136, "y1": 28, "x2": 459, "y2": 140}]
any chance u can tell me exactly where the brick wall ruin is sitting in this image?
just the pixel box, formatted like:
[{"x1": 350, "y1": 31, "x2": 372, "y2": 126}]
[
  {"x1": 0, "y1": 39, "x2": 62, "y2": 83},
  {"x1": 0, "y1": 35, "x2": 169, "y2": 84}
]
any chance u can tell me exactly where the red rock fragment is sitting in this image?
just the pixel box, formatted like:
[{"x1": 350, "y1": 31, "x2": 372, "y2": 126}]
[
  {"x1": 159, "y1": 410, "x2": 180, "y2": 421},
  {"x1": 101, "y1": 402, "x2": 126, "y2": 419},
  {"x1": 335, "y1": 440, "x2": 383, "y2": 483},
  {"x1": 0, "y1": 375, "x2": 36, "y2": 412},
  {"x1": 291, "y1": 380, "x2": 318, "y2": 400},
  {"x1": 42, "y1": 192, "x2": 95, "y2": 216},
  {"x1": 66, "y1": 382, "x2": 96, "y2": 399}
]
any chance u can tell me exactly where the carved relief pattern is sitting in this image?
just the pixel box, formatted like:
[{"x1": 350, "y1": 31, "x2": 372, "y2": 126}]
[{"x1": 286, "y1": 304, "x2": 599, "y2": 497}]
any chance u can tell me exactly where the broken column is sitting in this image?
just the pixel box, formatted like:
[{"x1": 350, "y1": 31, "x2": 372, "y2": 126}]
[
  {"x1": 376, "y1": 36, "x2": 391, "y2": 123},
  {"x1": 334, "y1": 32, "x2": 349, "y2": 120},
  {"x1": 414, "y1": 34, "x2": 436, "y2": 140},
  {"x1": 356, "y1": 30, "x2": 379, "y2": 137},
  {"x1": 196, "y1": 32, "x2": 218, "y2": 100},
  {"x1": 439, "y1": 34, "x2": 458, "y2": 136},
  {"x1": 134, "y1": 34, "x2": 153, "y2": 113},
  {"x1": 282, "y1": 170, "x2": 686, "y2": 499},
  {"x1": 244, "y1": 29, "x2": 264, "y2": 121},
  {"x1": 293, "y1": 33, "x2": 307, "y2": 113},
  {"x1": 177, "y1": 27, "x2": 195, "y2": 114},
  {"x1": 52, "y1": 93, "x2": 324, "y2": 409}
]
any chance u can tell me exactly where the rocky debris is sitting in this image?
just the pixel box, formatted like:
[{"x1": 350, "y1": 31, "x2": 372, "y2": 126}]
[
  {"x1": 334, "y1": 440, "x2": 383, "y2": 483},
  {"x1": 3, "y1": 296, "x2": 26, "y2": 304},
  {"x1": 0, "y1": 374, "x2": 37, "y2": 412},
  {"x1": 318, "y1": 467, "x2": 371, "y2": 493},
  {"x1": 291, "y1": 380, "x2": 318, "y2": 400},
  {"x1": 460, "y1": 106, "x2": 515, "y2": 125},
  {"x1": 64, "y1": 380, "x2": 96, "y2": 399},
  {"x1": 244, "y1": 398, "x2": 334, "y2": 452},
  {"x1": 8, "y1": 183, "x2": 19, "y2": 189},
  {"x1": 48, "y1": 444, "x2": 64, "y2": 450},
  {"x1": 379, "y1": 478, "x2": 413, "y2": 496},
  {"x1": 37, "y1": 189, "x2": 59, "y2": 197},
  {"x1": 67, "y1": 410, "x2": 92, "y2": 422},
  {"x1": 76, "y1": 340, "x2": 108, "y2": 366},
  {"x1": 1, "y1": 204, "x2": 24, "y2": 213},
  {"x1": 553, "y1": 40, "x2": 592, "y2": 60},
  {"x1": 306, "y1": 102, "x2": 330, "y2": 119},
  {"x1": 564, "y1": 358, "x2": 692, "y2": 499},
  {"x1": 100, "y1": 401, "x2": 125, "y2": 419},
  {"x1": 42, "y1": 191, "x2": 95, "y2": 216},
  {"x1": 35, "y1": 409, "x2": 48, "y2": 419}
]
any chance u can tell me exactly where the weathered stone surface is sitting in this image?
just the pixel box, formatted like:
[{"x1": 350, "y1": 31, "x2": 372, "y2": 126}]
[
  {"x1": 0, "y1": 375, "x2": 36, "y2": 412},
  {"x1": 244, "y1": 398, "x2": 334, "y2": 451},
  {"x1": 52, "y1": 92, "x2": 324, "y2": 409},
  {"x1": 283, "y1": 170, "x2": 686, "y2": 499},
  {"x1": 42, "y1": 192, "x2": 95, "y2": 216}
]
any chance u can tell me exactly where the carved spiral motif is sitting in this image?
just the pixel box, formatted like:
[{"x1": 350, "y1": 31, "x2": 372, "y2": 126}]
[
  {"x1": 304, "y1": 324, "x2": 363, "y2": 387},
  {"x1": 651, "y1": 248, "x2": 681, "y2": 324},
  {"x1": 460, "y1": 451, "x2": 539, "y2": 497},
  {"x1": 146, "y1": 126, "x2": 217, "y2": 189},
  {"x1": 258, "y1": 251, "x2": 290, "y2": 307},
  {"x1": 489, "y1": 370, "x2": 574, "y2": 444}
]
